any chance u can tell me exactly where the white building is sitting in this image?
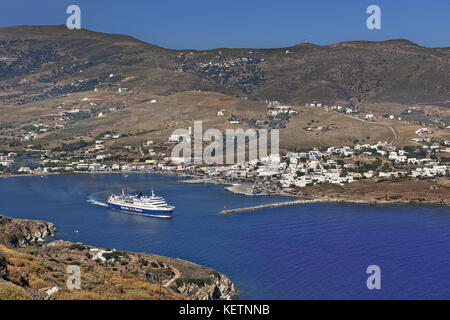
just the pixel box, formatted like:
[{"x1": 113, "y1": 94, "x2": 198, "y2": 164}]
[{"x1": 0, "y1": 155, "x2": 14, "y2": 167}]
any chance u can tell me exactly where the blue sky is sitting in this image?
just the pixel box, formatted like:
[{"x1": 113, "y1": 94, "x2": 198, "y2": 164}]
[{"x1": 0, "y1": 0, "x2": 449, "y2": 49}]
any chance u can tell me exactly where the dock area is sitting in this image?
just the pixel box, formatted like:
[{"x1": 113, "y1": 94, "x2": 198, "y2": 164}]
[
  {"x1": 180, "y1": 178, "x2": 227, "y2": 185},
  {"x1": 224, "y1": 184, "x2": 269, "y2": 196},
  {"x1": 219, "y1": 199, "x2": 326, "y2": 215}
]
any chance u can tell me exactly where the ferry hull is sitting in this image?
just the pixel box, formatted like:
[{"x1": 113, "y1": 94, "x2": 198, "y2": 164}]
[{"x1": 107, "y1": 202, "x2": 174, "y2": 218}]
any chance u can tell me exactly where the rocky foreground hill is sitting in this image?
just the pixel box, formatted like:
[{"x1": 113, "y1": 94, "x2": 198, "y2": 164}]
[{"x1": 0, "y1": 214, "x2": 236, "y2": 300}]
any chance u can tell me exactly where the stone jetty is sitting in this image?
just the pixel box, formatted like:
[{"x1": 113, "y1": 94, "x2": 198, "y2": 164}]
[{"x1": 219, "y1": 199, "x2": 328, "y2": 215}]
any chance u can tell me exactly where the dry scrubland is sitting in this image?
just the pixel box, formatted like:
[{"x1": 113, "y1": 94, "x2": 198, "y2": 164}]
[
  {"x1": 3, "y1": 89, "x2": 447, "y2": 155},
  {"x1": 302, "y1": 178, "x2": 450, "y2": 206},
  {"x1": 0, "y1": 26, "x2": 449, "y2": 153},
  {"x1": 0, "y1": 215, "x2": 236, "y2": 300},
  {"x1": 0, "y1": 243, "x2": 182, "y2": 300}
]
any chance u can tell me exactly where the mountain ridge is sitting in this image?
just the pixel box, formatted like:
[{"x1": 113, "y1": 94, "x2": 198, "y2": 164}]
[
  {"x1": 2, "y1": 25, "x2": 447, "y2": 50},
  {"x1": 0, "y1": 25, "x2": 449, "y2": 107}
]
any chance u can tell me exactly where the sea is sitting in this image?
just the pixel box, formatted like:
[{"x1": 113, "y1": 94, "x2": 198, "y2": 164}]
[{"x1": 0, "y1": 173, "x2": 449, "y2": 299}]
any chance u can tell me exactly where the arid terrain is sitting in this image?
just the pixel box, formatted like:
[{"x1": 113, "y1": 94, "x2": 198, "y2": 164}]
[
  {"x1": 300, "y1": 178, "x2": 450, "y2": 206},
  {"x1": 0, "y1": 214, "x2": 236, "y2": 300},
  {"x1": 0, "y1": 26, "x2": 449, "y2": 154}
]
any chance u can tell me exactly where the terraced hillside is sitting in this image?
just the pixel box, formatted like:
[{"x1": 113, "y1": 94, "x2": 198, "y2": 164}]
[{"x1": 0, "y1": 25, "x2": 449, "y2": 154}]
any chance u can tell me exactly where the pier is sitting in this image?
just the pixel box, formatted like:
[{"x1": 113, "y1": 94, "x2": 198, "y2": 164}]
[{"x1": 219, "y1": 199, "x2": 326, "y2": 215}]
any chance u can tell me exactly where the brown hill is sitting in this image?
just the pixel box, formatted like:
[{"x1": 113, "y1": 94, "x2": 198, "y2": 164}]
[
  {"x1": 0, "y1": 25, "x2": 449, "y2": 107},
  {"x1": 0, "y1": 26, "x2": 448, "y2": 154}
]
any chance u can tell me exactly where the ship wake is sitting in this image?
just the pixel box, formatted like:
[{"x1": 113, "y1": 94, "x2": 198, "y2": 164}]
[{"x1": 87, "y1": 198, "x2": 108, "y2": 207}]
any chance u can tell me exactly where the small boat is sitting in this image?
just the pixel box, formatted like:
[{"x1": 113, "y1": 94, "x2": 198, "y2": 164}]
[
  {"x1": 107, "y1": 189, "x2": 175, "y2": 218},
  {"x1": 252, "y1": 185, "x2": 262, "y2": 194}
]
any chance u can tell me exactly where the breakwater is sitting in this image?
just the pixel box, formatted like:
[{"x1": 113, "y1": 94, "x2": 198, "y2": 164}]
[{"x1": 219, "y1": 199, "x2": 326, "y2": 215}]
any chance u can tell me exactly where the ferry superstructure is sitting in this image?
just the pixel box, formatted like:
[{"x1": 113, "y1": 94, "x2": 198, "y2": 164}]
[{"x1": 107, "y1": 189, "x2": 175, "y2": 218}]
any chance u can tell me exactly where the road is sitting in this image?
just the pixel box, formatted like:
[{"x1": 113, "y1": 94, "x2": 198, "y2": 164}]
[
  {"x1": 163, "y1": 266, "x2": 181, "y2": 288},
  {"x1": 345, "y1": 114, "x2": 398, "y2": 144}
]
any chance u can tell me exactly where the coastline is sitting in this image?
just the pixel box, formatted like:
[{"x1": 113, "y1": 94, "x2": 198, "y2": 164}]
[
  {"x1": 0, "y1": 214, "x2": 237, "y2": 300},
  {"x1": 180, "y1": 176, "x2": 450, "y2": 207},
  {"x1": 1, "y1": 171, "x2": 449, "y2": 300},
  {"x1": 223, "y1": 183, "x2": 450, "y2": 207},
  {"x1": 2, "y1": 170, "x2": 449, "y2": 207}
]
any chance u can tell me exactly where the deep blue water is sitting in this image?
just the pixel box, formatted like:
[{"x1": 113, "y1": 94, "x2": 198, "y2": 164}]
[{"x1": 0, "y1": 173, "x2": 449, "y2": 299}]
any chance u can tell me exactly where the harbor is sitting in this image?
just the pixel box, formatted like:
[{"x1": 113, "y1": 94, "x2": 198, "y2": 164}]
[{"x1": 1, "y1": 173, "x2": 449, "y2": 299}]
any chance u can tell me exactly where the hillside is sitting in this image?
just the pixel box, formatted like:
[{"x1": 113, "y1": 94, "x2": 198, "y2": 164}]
[
  {"x1": 0, "y1": 214, "x2": 236, "y2": 300},
  {"x1": 0, "y1": 25, "x2": 449, "y2": 107},
  {"x1": 0, "y1": 25, "x2": 449, "y2": 155}
]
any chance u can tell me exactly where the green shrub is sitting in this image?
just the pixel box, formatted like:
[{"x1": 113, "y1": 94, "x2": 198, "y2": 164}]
[
  {"x1": 103, "y1": 251, "x2": 128, "y2": 261},
  {"x1": 170, "y1": 285, "x2": 179, "y2": 293},
  {"x1": 139, "y1": 259, "x2": 148, "y2": 266},
  {"x1": 174, "y1": 278, "x2": 212, "y2": 288},
  {"x1": 69, "y1": 243, "x2": 86, "y2": 251},
  {"x1": 146, "y1": 268, "x2": 159, "y2": 275}
]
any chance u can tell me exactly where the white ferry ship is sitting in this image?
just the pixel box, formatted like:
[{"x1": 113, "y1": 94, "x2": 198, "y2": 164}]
[{"x1": 107, "y1": 189, "x2": 175, "y2": 218}]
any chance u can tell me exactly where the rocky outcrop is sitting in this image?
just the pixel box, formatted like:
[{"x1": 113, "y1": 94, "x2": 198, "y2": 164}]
[
  {"x1": 176, "y1": 272, "x2": 237, "y2": 300},
  {"x1": 209, "y1": 272, "x2": 237, "y2": 300},
  {"x1": 0, "y1": 215, "x2": 56, "y2": 248}
]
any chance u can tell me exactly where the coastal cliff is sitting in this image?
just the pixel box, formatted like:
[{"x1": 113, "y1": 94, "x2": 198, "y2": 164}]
[
  {"x1": 0, "y1": 214, "x2": 237, "y2": 300},
  {"x1": 0, "y1": 215, "x2": 56, "y2": 248},
  {"x1": 175, "y1": 272, "x2": 236, "y2": 300}
]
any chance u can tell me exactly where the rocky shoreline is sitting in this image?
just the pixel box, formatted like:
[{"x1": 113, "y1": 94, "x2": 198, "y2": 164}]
[
  {"x1": 0, "y1": 214, "x2": 237, "y2": 300},
  {"x1": 0, "y1": 215, "x2": 57, "y2": 248}
]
